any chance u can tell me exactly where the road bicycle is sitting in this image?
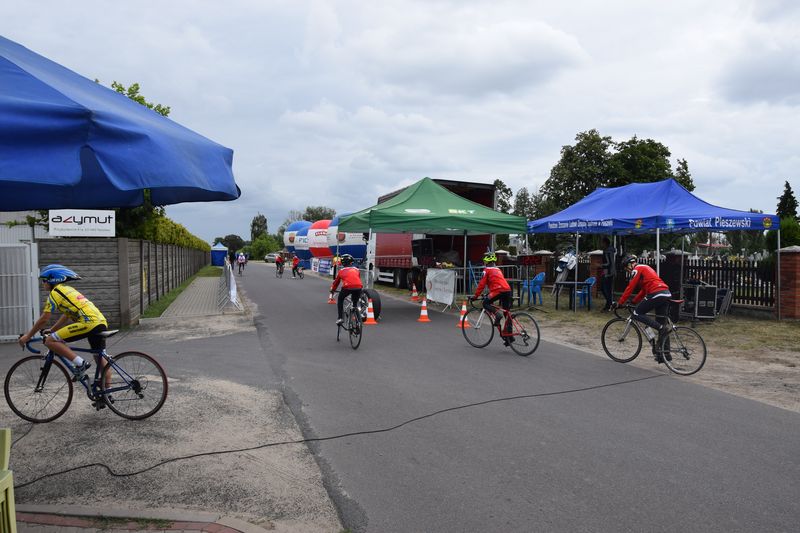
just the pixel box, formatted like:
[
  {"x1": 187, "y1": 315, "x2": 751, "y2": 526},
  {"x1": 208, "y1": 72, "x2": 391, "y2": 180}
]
[
  {"x1": 461, "y1": 297, "x2": 540, "y2": 356},
  {"x1": 334, "y1": 291, "x2": 363, "y2": 350},
  {"x1": 600, "y1": 301, "x2": 707, "y2": 376},
  {"x1": 237, "y1": 261, "x2": 246, "y2": 276},
  {"x1": 295, "y1": 266, "x2": 305, "y2": 279},
  {"x1": 5, "y1": 331, "x2": 168, "y2": 422},
  {"x1": 276, "y1": 263, "x2": 284, "y2": 278}
]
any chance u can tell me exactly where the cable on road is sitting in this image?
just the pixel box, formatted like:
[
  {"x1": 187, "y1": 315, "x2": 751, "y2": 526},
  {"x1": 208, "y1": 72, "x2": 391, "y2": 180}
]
[{"x1": 14, "y1": 373, "x2": 664, "y2": 490}]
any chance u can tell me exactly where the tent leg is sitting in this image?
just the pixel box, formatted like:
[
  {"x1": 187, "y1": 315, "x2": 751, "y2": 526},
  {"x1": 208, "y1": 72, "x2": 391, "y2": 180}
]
[
  {"x1": 777, "y1": 229, "x2": 781, "y2": 321},
  {"x1": 463, "y1": 231, "x2": 468, "y2": 298},
  {"x1": 574, "y1": 232, "x2": 579, "y2": 313},
  {"x1": 656, "y1": 228, "x2": 661, "y2": 276}
]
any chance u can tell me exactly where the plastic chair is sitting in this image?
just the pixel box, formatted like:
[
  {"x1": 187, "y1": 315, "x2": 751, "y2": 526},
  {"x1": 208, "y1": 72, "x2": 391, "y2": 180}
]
[
  {"x1": 0, "y1": 429, "x2": 9, "y2": 471},
  {"x1": 0, "y1": 428, "x2": 16, "y2": 533},
  {"x1": 0, "y1": 470, "x2": 16, "y2": 533},
  {"x1": 578, "y1": 276, "x2": 596, "y2": 308},
  {"x1": 522, "y1": 272, "x2": 545, "y2": 305}
]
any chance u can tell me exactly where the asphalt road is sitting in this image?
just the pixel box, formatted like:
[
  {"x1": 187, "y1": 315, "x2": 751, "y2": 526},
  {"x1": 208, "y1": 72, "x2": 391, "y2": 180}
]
[{"x1": 242, "y1": 262, "x2": 800, "y2": 533}]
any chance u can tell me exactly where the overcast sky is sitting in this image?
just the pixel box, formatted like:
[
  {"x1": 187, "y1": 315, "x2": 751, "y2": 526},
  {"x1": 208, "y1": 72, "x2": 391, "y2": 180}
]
[{"x1": 3, "y1": 0, "x2": 799, "y2": 243}]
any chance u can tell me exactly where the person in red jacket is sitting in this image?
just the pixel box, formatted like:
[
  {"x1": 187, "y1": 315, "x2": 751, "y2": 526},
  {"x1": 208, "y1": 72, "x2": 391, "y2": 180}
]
[
  {"x1": 613, "y1": 255, "x2": 672, "y2": 350},
  {"x1": 472, "y1": 252, "x2": 513, "y2": 343},
  {"x1": 329, "y1": 254, "x2": 363, "y2": 325},
  {"x1": 291, "y1": 255, "x2": 301, "y2": 278},
  {"x1": 275, "y1": 253, "x2": 285, "y2": 275}
]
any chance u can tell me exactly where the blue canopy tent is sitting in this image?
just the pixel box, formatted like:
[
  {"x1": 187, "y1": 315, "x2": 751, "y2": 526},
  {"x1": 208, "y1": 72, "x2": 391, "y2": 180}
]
[
  {"x1": 0, "y1": 35, "x2": 240, "y2": 210},
  {"x1": 527, "y1": 179, "x2": 782, "y2": 316}
]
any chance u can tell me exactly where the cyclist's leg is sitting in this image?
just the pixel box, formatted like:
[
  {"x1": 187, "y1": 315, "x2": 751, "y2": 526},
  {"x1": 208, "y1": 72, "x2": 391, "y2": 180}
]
[
  {"x1": 48, "y1": 322, "x2": 105, "y2": 374},
  {"x1": 499, "y1": 291, "x2": 513, "y2": 334},
  {"x1": 632, "y1": 293, "x2": 669, "y2": 331},
  {"x1": 336, "y1": 290, "x2": 348, "y2": 322}
]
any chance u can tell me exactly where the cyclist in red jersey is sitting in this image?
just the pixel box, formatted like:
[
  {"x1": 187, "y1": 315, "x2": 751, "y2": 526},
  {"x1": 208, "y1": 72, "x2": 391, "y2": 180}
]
[
  {"x1": 472, "y1": 252, "x2": 513, "y2": 344},
  {"x1": 613, "y1": 255, "x2": 671, "y2": 347},
  {"x1": 275, "y1": 253, "x2": 285, "y2": 275},
  {"x1": 291, "y1": 255, "x2": 301, "y2": 278},
  {"x1": 330, "y1": 254, "x2": 363, "y2": 325}
]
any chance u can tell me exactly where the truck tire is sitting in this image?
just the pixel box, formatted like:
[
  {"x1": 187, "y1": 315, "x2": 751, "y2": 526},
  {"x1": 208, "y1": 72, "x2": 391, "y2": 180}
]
[
  {"x1": 393, "y1": 269, "x2": 407, "y2": 289},
  {"x1": 361, "y1": 288, "x2": 382, "y2": 320}
]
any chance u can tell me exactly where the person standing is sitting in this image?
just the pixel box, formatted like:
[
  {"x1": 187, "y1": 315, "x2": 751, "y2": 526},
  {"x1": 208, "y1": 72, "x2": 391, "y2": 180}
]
[{"x1": 600, "y1": 236, "x2": 616, "y2": 311}]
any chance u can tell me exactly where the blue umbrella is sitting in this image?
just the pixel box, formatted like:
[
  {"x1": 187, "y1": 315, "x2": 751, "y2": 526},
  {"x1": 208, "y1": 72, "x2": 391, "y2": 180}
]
[{"x1": 0, "y1": 35, "x2": 240, "y2": 210}]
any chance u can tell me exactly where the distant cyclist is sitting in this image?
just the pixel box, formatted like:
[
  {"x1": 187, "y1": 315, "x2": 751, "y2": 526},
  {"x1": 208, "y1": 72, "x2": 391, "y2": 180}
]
[
  {"x1": 291, "y1": 255, "x2": 301, "y2": 278},
  {"x1": 275, "y1": 253, "x2": 285, "y2": 275},
  {"x1": 18, "y1": 265, "x2": 108, "y2": 381},
  {"x1": 237, "y1": 253, "x2": 247, "y2": 274},
  {"x1": 329, "y1": 254, "x2": 363, "y2": 325},
  {"x1": 471, "y1": 252, "x2": 513, "y2": 344},
  {"x1": 612, "y1": 255, "x2": 671, "y2": 359}
]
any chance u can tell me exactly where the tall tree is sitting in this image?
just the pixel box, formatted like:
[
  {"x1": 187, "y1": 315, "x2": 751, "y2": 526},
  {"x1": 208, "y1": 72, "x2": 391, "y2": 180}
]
[
  {"x1": 250, "y1": 213, "x2": 268, "y2": 241},
  {"x1": 672, "y1": 158, "x2": 695, "y2": 191},
  {"x1": 220, "y1": 234, "x2": 245, "y2": 253},
  {"x1": 608, "y1": 136, "x2": 676, "y2": 187},
  {"x1": 302, "y1": 206, "x2": 336, "y2": 221},
  {"x1": 111, "y1": 81, "x2": 171, "y2": 116},
  {"x1": 539, "y1": 129, "x2": 614, "y2": 209},
  {"x1": 776, "y1": 180, "x2": 798, "y2": 220},
  {"x1": 494, "y1": 179, "x2": 512, "y2": 213},
  {"x1": 512, "y1": 187, "x2": 536, "y2": 220}
]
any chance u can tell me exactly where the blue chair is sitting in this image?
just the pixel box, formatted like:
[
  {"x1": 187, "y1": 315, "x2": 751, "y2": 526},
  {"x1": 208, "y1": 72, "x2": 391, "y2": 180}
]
[
  {"x1": 522, "y1": 272, "x2": 545, "y2": 305},
  {"x1": 578, "y1": 276, "x2": 596, "y2": 308}
]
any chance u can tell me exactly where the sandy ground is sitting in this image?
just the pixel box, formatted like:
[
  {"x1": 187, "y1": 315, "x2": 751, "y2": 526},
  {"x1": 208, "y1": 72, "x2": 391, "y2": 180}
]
[
  {"x1": 534, "y1": 312, "x2": 800, "y2": 414},
  {"x1": 3, "y1": 317, "x2": 342, "y2": 533}
]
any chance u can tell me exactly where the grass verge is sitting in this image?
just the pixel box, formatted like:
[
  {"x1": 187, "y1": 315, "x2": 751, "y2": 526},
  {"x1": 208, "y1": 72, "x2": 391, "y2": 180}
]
[{"x1": 141, "y1": 265, "x2": 222, "y2": 318}]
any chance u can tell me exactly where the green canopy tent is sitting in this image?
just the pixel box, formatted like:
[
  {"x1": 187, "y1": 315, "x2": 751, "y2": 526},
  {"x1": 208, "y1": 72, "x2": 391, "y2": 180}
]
[{"x1": 338, "y1": 177, "x2": 527, "y2": 294}]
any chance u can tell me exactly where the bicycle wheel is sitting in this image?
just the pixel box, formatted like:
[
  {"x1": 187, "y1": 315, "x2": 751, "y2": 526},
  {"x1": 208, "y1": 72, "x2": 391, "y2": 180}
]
[
  {"x1": 508, "y1": 312, "x2": 540, "y2": 356},
  {"x1": 349, "y1": 308, "x2": 362, "y2": 349},
  {"x1": 660, "y1": 327, "x2": 707, "y2": 376},
  {"x1": 298, "y1": 268, "x2": 305, "y2": 279},
  {"x1": 461, "y1": 308, "x2": 494, "y2": 348},
  {"x1": 4, "y1": 356, "x2": 73, "y2": 423},
  {"x1": 102, "y1": 351, "x2": 168, "y2": 420},
  {"x1": 601, "y1": 318, "x2": 642, "y2": 363}
]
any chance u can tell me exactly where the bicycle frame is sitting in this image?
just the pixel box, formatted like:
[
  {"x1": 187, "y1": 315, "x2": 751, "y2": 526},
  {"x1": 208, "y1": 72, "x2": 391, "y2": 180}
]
[
  {"x1": 614, "y1": 307, "x2": 673, "y2": 349},
  {"x1": 27, "y1": 341, "x2": 138, "y2": 403}
]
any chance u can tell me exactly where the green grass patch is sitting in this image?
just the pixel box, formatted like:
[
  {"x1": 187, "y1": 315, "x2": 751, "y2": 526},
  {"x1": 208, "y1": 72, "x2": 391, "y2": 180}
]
[{"x1": 141, "y1": 265, "x2": 221, "y2": 318}]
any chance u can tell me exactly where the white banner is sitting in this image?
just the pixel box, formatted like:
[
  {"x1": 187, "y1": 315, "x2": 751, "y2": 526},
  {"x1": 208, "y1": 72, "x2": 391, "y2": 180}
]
[
  {"x1": 49, "y1": 210, "x2": 115, "y2": 237},
  {"x1": 425, "y1": 268, "x2": 455, "y2": 306}
]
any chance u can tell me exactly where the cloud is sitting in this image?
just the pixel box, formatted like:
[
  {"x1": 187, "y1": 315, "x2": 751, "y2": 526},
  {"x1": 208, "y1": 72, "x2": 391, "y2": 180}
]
[{"x1": 343, "y1": 18, "x2": 587, "y2": 97}]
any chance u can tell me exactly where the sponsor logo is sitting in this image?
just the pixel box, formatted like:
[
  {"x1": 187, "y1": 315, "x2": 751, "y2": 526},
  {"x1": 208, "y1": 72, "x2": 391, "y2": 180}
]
[
  {"x1": 666, "y1": 218, "x2": 675, "y2": 228},
  {"x1": 763, "y1": 217, "x2": 773, "y2": 229},
  {"x1": 288, "y1": 235, "x2": 295, "y2": 243},
  {"x1": 635, "y1": 219, "x2": 643, "y2": 229},
  {"x1": 448, "y1": 209, "x2": 476, "y2": 214},
  {"x1": 405, "y1": 208, "x2": 431, "y2": 214},
  {"x1": 337, "y1": 232, "x2": 346, "y2": 242}
]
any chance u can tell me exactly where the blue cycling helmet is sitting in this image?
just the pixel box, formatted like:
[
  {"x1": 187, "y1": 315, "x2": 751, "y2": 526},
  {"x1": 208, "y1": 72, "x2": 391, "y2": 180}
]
[{"x1": 39, "y1": 264, "x2": 81, "y2": 284}]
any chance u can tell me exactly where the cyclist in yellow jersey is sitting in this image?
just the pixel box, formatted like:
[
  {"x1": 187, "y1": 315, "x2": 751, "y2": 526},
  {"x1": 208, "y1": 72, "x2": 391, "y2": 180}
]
[{"x1": 19, "y1": 264, "x2": 108, "y2": 380}]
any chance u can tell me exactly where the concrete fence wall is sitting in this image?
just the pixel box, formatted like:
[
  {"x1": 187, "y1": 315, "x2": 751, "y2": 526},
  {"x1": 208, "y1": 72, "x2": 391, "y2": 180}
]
[{"x1": 37, "y1": 238, "x2": 209, "y2": 328}]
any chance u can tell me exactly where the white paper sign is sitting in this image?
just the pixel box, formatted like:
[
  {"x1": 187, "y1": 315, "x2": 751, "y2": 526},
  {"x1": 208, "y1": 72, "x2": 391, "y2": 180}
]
[
  {"x1": 49, "y1": 210, "x2": 115, "y2": 237},
  {"x1": 425, "y1": 269, "x2": 456, "y2": 306}
]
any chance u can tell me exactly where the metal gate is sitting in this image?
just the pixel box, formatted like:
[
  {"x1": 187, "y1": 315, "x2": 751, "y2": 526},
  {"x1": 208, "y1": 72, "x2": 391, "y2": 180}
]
[{"x1": 0, "y1": 243, "x2": 38, "y2": 341}]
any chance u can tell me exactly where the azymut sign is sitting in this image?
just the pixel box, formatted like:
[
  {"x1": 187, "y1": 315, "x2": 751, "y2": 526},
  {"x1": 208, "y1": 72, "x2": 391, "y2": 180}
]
[{"x1": 49, "y1": 210, "x2": 115, "y2": 237}]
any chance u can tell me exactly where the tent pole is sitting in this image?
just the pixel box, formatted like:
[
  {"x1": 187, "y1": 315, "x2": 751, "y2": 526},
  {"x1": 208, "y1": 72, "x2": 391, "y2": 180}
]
[
  {"x1": 574, "y1": 232, "x2": 580, "y2": 313},
  {"x1": 463, "y1": 231, "x2": 468, "y2": 298},
  {"x1": 777, "y1": 229, "x2": 781, "y2": 321},
  {"x1": 656, "y1": 229, "x2": 661, "y2": 276},
  {"x1": 680, "y1": 235, "x2": 685, "y2": 301}
]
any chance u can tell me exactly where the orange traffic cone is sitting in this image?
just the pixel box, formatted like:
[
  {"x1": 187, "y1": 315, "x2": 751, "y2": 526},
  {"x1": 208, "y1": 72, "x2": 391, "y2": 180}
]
[
  {"x1": 417, "y1": 298, "x2": 431, "y2": 322},
  {"x1": 327, "y1": 293, "x2": 336, "y2": 304},
  {"x1": 364, "y1": 299, "x2": 378, "y2": 325},
  {"x1": 457, "y1": 300, "x2": 470, "y2": 328},
  {"x1": 410, "y1": 283, "x2": 420, "y2": 302}
]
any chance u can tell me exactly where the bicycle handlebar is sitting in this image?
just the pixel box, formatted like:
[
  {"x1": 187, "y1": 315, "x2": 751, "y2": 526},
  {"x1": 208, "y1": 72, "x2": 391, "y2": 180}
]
[{"x1": 18, "y1": 334, "x2": 43, "y2": 354}]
